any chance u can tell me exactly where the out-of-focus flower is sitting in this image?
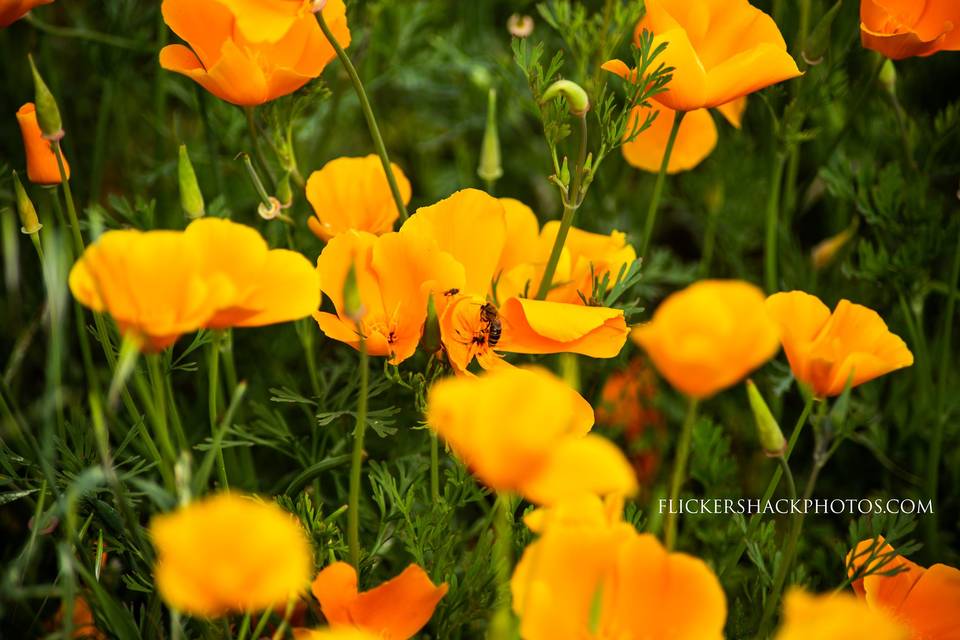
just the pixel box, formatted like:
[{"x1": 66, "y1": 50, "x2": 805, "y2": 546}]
[
  {"x1": 621, "y1": 104, "x2": 717, "y2": 174},
  {"x1": 69, "y1": 230, "x2": 230, "y2": 351},
  {"x1": 314, "y1": 229, "x2": 463, "y2": 364},
  {"x1": 860, "y1": 0, "x2": 960, "y2": 60},
  {"x1": 846, "y1": 537, "x2": 960, "y2": 639},
  {"x1": 52, "y1": 596, "x2": 107, "y2": 639},
  {"x1": 184, "y1": 217, "x2": 320, "y2": 328},
  {"x1": 602, "y1": 0, "x2": 801, "y2": 112},
  {"x1": 16, "y1": 102, "x2": 68, "y2": 185},
  {"x1": 774, "y1": 589, "x2": 910, "y2": 640},
  {"x1": 513, "y1": 494, "x2": 726, "y2": 639},
  {"x1": 633, "y1": 280, "x2": 780, "y2": 398},
  {"x1": 304, "y1": 562, "x2": 447, "y2": 640},
  {"x1": 426, "y1": 366, "x2": 637, "y2": 504},
  {"x1": 306, "y1": 155, "x2": 411, "y2": 241},
  {"x1": 159, "y1": 0, "x2": 350, "y2": 106},
  {"x1": 295, "y1": 630, "x2": 379, "y2": 640},
  {"x1": 507, "y1": 13, "x2": 534, "y2": 38},
  {"x1": 811, "y1": 222, "x2": 858, "y2": 270},
  {"x1": 0, "y1": 0, "x2": 52, "y2": 28},
  {"x1": 765, "y1": 291, "x2": 913, "y2": 397},
  {"x1": 149, "y1": 493, "x2": 312, "y2": 617}
]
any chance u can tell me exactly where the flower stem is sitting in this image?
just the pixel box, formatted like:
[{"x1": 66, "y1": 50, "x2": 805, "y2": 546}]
[
  {"x1": 535, "y1": 113, "x2": 589, "y2": 300},
  {"x1": 664, "y1": 397, "x2": 699, "y2": 550},
  {"x1": 430, "y1": 432, "x2": 440, "y2": 502},
  {"x1": 348, "y1": 338, "x2": 369, "y2": 570},
  {"x1": 489, "y1": 493, "x2": 515, "y2": 640},
  {"x1": 639, "y1": 110, "x2": 685, "y2": 259},
  {"x1": 764, "y1": 152, "x2": 787, "y2": 293},
  {"x1": 25, "y1": 13, "x2": 150, "y2": 51},
  {"x1": 208, "y1": 331, "x2": 229, "y2": 489},
  {"x1": 316, "y1": 11, "x2": 408, "y2": 222},
  {"x1": 51, "y1": 142, "x2": 84, "y2": 256},
  {"x1": 244, "y1": 107, "x2": 277, "y2": 190}
]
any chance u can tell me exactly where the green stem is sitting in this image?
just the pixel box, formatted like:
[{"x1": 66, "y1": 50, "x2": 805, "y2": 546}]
[
  {"x1": 764, "y1": 152, "x2": 787, "y2": 294},
  {"x1": 664, "y1": 398, "x2": 699, "y2": 550},
  {"x1": 208, "y1": 331, "x2": 229, "y2": 489},
  {"x1": 51, "y1": 142, "x2": 84, "y2": 256},
  {"x1": 489, "y1": 493, "x2": 515, "y2": 640},
  {"x1": 535, "y1": 113, "x2": 589, "y2": 300},
  {"x1": 315, "y1": 11, "x2": 408, "y2": 222},
  {"x1": 430, "y1": 432, "x2": 440, "y2": 502},
  {"x1": 244, "y1": 107, "x2": 277, "y2": 190},
  {"x1": 25, "y1": 13, "x2": 150, "y2": 51},
  {"x1": 348, "y1": 338, "x2": 369, "y2": 570},
  {"x1": 639, "y1": 110, "x2": 685, "y2": 259}
]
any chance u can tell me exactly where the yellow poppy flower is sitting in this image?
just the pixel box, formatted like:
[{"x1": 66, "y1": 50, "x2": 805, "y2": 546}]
[
  {"x1": 765, "y1": 291, "x2": 913, "y2": 397},
  {"x1": 633, "y1": 280, "x2": 781, "y2": 398},
  {"x1": 513, "y1": 494, "x2": 726, "y2": 640},
  {"x1": 774, "y1": 589, "x2": 910, "y2": 640},
  {"x1": 184, "y1": 218, "x2": 320, "y2": 328},
  {"x1": 304, "y1": 562, "x2": 447, "y2": 640},
  {"x1": 149, "y1": 493, "x2": 313, "y2": 617},
  {"x1": 159, "y1": 0, "x2": 350, "y2": 106},
  {"x1": 306, "y1": 155, "x2": 412, "y2": 241},
  {"x1": 603, "y1": 0, "x2": 801, "y2": 112},
  {"x1": 426, "y1": 366, "x2": 637, "y2": 504}
]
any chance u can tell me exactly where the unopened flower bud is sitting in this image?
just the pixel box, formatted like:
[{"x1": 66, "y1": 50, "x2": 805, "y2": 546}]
[
  {"x1": 12, "y1": 171, "x2": 42, "y2": 235},
  {"x1": 421, "y1": 293, "x2": 442, "y2": 354},
  {"x1": 178, "y1": 144, "x2": 205, "y2": 219},
  {"x1": 343, "y1": 263, "x2": 364, "y2": 322},
  {"x1": 880, "y1": 59, "x2": 897, "y2": 95},
  {"x1": 477, "y1": 89, "x2": 503, "y2": 185},
  {"x1": 746, "y1": 380, "x2": 786, "y2": 456},
  {"x1": 28, "y1": 55, "x2": 63, "y2": 141},
  {"x1": 802, "y1": 0, "x2": 842, "y2": 66},
  {"x1": 811, "y1": 219, "x2": 858, "y2": 270},
  {"x1": 542, "y1": 79, "x2": 590, "y2": 115},
  {"x1": 507, "y1": 14, "x2": 534, "y2": 38}
]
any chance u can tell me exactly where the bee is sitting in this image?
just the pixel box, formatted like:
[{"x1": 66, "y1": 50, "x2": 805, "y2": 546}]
[{"x1": 479, "y1": 302, "x2": 502, "y2": 348}]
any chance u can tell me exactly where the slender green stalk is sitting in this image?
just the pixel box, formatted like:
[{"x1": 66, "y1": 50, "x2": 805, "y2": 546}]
[
  {"x1": 348, "y1": 339, "x2": 369, "y2": 570},
  {"x1": 535, "y1": 114, "x2": 589, "y2": 300},
  {"x1": 316, "y1": 11, "x2": 408, "y2": 222},
  {"x1": 51, "y1": 142, "x2": 84, "y2": 256},
  {"x1": 639, "y1": 110, "x2": 685, "y2": 259},
  {"x1": 270, "y1": 599, "x2": 296, "y2": 640},
  {"x1": 764, "y1": 152, "x2": 787, "y2": 294},
  {"x1": 208, "y1": 331, "x2": 229, "y2": 489},
  {"x1": 664, "y1": 398, "x2": 699, "y2": 550},
  {"x1": 26, "y1": 13, "x2": 150, "y2": 51},
  {"x1": 430, "y1": 432, "x2": 440, "y2": 502},
  {"x1": 489, "y1": 493, "x2": 516, "y2": 640},
  {"x1": 244, "y1": 107, "x2": 277, "y2": 189}
]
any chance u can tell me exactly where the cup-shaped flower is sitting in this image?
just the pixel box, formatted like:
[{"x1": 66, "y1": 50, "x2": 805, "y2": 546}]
[
  {"x1": 184, "y1": 217, "x2": 320, "y2": 328},
  {"x1": 306, "y1": 155, "x2": 412, "y2": 241},
  {"x1": 513, "y1": 494, "x2": 726, "y2": 640},
  {"x1": 774, "y1": 589, "x2": 909, "y2": 640},
  {"x1": 304, "y1": 562, "x2": 447, "y2": 640},
  {"x1": 0, "y1": 0, "x2": 52, "y2": 27},
  {"x1": 149, "y1": 493, "x2": 313, "y2": 617},
  {"x1": 846, "y1": 537, "x2": 960, "y2": 639},
  {"x1": 426, "y1": 366, "x2": 637, "y2": 504},
  {"x1": 861, "y1": 0, "x2": 960, "y2": 59},
  {"x1": 215, "y1": 0, "x2": 322, "y2": 44},
  {"x1": 603, "y1": 0, "x2": 801, "y2": 112},
  {"x1": 69, "y1": 230, "x2": 230, "y2": 351},
  {"x1": 765, "y1": 291, "x2": 913, "y2": 397},
  {"x1": 159, "y1": 0, "x2": 350, "y2": 106},
  {"x1": 622, "y1": 104, "x2": 717, "y2": 174},
  {"x1": 16, "y1": 102, "x2": 69, "y2": 185},
  {"x1": 633, "y1": 280, "x2": 780, "y2": 398},
  {"x1": 314, "y1": 229, "x2": 464, "y2": 364}
]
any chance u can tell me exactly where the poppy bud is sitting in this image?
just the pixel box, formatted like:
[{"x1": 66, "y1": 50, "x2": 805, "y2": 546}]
[
  {"x1": 802, "y1": 0, "x2": 842, "y2": 66},
  {"x1": 559, "y1": 156, "x2": 570, "y2": 186},
  {"x1": 811, "y1": 220, "x2": 858, "y2": 270},
  {"x1": 421, "y1": 294, "x2": 442, "y2": 354},
  {"x1": 477, "y1": 89, "x2": 503, "y2": 186},
  {"x1": 16, "y1": 103, "x2": 68, "y2": 185},
  {"x1": 342, "y1": 263, "x2": 364, "y2": 323},
  {"x1": 177, "y1": 144, "x2": 205, "y2": 219},
  {"x1": 12, "y1": 171, "x2": 42, "y2": 235},
  {"x1": 27, "y1": 55, "x2": 63, "y2": 141},
  {"x1": 880, "y1": 60, "x2": 897, "y2": 96},
  {"x1": 746, "y1": 379, "x2": 786, "y2": 456},
  {"x1": 541, "y1": 79, "x2": 590, "y2": 116}
]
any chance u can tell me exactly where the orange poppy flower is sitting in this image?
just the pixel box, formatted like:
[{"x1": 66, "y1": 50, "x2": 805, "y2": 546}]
[
  {"x1": 294, "y1": 630, "x2": 378, "y2": 640},
  {"x1": 622, "y1": 104, "x2": 717, "y2": 174},
  {"x1": 438, "y1": 293, "x2": 628, "y2": 374},
  {"x1": 304, "y1": 562, "x2": 447, "y2": 640},
  {"x1": 513, "y1": 494, "x2": 726, "y2": 640},
  {"x1": 765, "y1": 291, "x2": 913, "y2": 397},
  {"x1": 602, "y1": 0, "x2": 801, "y2": 112},
  {"x1": 52, "y1": 596, "x2": 107, "y2": 640},
  {"x1": 596, "y1": 357, "x2": 663, "y2": 441},
  {"x1": 846, "y1": 537, "x2": 960, "y2": 639},
  {"x1": 314, "y1": 229, "x2": 464, "y2": 364},
  {"x1": 149, "y1": 493, "x2": 313, "y2": 617},
  {"x1": 633, "y1": 280, "x2": 781, "y2": 398},
  {"x1": 16, "y1": 102, "x2": 69, "y2": 185},
  {"x1": 216, "y1": 0, "x2": 321, "y2": 44},
  {"x1": 861, "y1": 0, "x2": 960, "y2": 59},
  {"x1": 0, "y1": 0, "x2": 52, "y2": 27},
  {"x1": 68, "y1": 229, "x2": 230, "y2": 352},
  {"x1": 774, "y1": 589, "x2": 910, "y2": 640},
  {"x1": 183, "y1": 218, "x2": 320, "y2": 328},
  {"x1": 159, "y1": 0, "x2": 350, "y2": 106},
  {"x1": 426, "y1": 366, "x2": 637, "y2": 504},
  {"x1": 306, "y1": 155, "x2": 412, "y2": 241}
]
